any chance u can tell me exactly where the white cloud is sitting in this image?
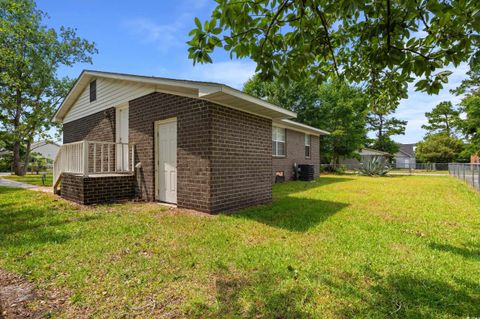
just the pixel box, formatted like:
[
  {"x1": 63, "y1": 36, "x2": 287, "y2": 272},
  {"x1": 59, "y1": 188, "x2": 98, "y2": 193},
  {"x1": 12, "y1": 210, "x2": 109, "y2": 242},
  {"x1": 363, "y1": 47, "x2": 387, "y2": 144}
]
[
  {"x1": 179, "y1": 60, "x2": 257, "y2": 89},
  {"x1": 124, "y1": 0, "x2": 209, "y2": 53},
  {"x1": 124, "y1": 17, "x2": 185, "y2": 52},
  {"x1": 393, "y1": 62, "x2": 469, "y2": 143}
]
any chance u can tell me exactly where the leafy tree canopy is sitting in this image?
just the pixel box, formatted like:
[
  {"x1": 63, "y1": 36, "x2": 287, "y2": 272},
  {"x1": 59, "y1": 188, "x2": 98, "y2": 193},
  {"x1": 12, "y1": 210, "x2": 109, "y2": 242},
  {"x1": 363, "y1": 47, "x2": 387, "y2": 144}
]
[
  {"x1": 416, "y1": 134, "x2": 467, "y2": 163},
  {"x1": 188, "y1": 0, "x2": 480, "y2": 104},
  {"x1": 367, "y1": 111, "x2": 407, "y2": 154},
  {"x1": 459, "y1": 94, "x2": 480, "y2": 154},
  {"x1": 451, "y1": 53, "x2": 480, "y2": 154},
  {"x1": 0, "y1": 0, "x2": 97, "y2": 175},
  {"x1": 421, "y1": 101, "x2": 461, "y2": 137},
  {"x1": 243, "y1": 76, "x2": 368, "y2": 163}
]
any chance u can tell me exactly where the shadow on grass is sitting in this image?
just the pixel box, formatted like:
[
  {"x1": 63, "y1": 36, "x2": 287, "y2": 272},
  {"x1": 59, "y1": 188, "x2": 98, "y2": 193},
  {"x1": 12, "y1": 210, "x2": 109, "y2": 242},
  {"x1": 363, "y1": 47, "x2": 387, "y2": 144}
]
[
  {"x1": 190, "y1": 269, "x2": 314, "y2": 318},
  {"x1": 0, "y1": 187, "x2": 99, "y2": 248},
  {"x1": 429, "y1": 242, "x2": 480, "y2": 260},
  {"x1": 230, "y1": 177, "x2": 351, "y2": 232},
  {"x1": 327, "y1": 270, "x2": 480, "y2": 318}
]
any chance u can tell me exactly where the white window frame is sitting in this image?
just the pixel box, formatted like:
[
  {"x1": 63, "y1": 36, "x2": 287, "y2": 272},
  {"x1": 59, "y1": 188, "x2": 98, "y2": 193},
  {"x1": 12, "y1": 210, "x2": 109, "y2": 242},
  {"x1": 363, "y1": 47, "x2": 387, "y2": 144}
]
[
  {"x1": 305, "y1": 134, "x2": 311, "y2": 158},
  {"x1": 272, "y1": 126, "x2": 286, "y2": 157}
]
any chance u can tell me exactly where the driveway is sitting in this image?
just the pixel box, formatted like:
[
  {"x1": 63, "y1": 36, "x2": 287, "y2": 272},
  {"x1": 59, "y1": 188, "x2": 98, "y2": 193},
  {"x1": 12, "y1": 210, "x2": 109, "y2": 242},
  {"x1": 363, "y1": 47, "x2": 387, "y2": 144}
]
[{"x1": 0, "y1": 178, "x2": 52, "y2": 193}]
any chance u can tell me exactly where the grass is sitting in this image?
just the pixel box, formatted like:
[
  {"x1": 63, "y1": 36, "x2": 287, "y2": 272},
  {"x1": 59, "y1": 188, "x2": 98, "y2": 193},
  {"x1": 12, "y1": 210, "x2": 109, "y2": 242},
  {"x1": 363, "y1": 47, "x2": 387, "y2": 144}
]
[
  {"x1": 389, "y1": 169, "x2": 449, "y2": 175},
  {"x1": 0, "y1": 175, "x2": 479, "y2": 318},
  {"x1": 1, "y1": 172, "x2": 53, "y2": 186}
]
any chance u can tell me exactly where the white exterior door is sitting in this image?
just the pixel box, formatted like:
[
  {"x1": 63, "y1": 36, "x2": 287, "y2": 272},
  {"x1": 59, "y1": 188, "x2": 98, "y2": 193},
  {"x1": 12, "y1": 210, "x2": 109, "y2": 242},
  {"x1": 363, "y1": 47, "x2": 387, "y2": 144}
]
[
  {"x1": 116, "y1": 106, "x2": 129, "y2": 171},
  {"x1": 156, "y1": 119, "x2": 177, "y2": 204}
]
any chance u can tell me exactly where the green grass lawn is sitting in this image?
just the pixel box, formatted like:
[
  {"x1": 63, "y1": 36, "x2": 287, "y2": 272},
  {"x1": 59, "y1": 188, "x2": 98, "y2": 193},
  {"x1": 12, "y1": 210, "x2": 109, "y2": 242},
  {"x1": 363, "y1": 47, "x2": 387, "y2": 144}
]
[
  {"x1": 389, "y1": 169, "x2": 449, "y2": 175},
  {"x1": 1, "y1": 175, "x2": 479, "y2": 318},
  {"x1": 2, "y1": 172, "x2": 53, "y2": 186}
]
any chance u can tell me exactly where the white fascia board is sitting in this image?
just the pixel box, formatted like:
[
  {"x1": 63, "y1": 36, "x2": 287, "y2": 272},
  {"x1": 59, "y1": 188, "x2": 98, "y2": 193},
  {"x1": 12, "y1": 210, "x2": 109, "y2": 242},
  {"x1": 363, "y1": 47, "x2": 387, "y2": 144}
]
[
  {"x1": 280, "y1": 119, "x2": 330, "y2": 136},
  {"x1": 220, "y1": 86, "x2": 296, "y2": 118}
]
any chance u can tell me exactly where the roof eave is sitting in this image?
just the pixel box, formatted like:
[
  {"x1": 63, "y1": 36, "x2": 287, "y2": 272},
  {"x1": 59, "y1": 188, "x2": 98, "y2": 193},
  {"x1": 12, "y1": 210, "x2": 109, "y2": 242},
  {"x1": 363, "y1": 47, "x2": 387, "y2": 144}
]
[{"x1": 54, "y1": 70, "x2": 298, "y2": 123}]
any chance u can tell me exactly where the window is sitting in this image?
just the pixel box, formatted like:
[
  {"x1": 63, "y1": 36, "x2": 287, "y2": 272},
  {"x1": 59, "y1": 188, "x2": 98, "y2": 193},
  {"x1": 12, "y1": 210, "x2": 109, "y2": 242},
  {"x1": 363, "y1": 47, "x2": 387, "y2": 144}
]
[
  {"x1": 89, "y1": 80, "x2": 96, "y2": 102},
  {"x1": 305, "y1": 134, "x2": 311, "y2": 158},
  {"x1": 272, "y1": 126, "x2": 285, "y2": 156}
]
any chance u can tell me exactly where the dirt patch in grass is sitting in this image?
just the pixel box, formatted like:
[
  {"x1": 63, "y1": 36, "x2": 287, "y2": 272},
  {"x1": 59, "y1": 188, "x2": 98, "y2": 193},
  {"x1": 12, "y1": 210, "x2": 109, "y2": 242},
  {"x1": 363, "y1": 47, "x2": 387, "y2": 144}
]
[{"x1": 0, "y1": 269, "x2": 65, "y2": 318}]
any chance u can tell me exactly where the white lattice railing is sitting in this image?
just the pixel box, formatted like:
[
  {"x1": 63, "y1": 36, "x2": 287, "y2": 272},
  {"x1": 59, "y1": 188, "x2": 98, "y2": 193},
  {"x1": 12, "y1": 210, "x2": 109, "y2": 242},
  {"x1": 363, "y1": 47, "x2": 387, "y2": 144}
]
[{"x1": 53, "y1": 140, "x2": 135, "y2": 190}]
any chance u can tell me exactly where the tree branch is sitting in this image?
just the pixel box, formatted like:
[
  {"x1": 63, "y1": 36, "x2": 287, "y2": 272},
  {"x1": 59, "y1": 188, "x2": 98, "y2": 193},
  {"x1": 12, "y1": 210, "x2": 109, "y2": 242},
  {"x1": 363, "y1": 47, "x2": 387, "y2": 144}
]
[
  {"x1": 312, "y1": 6, "x2": 339, "y2": 76},
  {"x1": 260, "y1": 0, "x2": 292, "y2": 52}
]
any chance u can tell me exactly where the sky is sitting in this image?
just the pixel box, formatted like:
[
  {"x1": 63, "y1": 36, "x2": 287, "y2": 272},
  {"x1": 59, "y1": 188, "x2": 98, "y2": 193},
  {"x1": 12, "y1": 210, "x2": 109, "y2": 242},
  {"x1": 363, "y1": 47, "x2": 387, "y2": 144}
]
[{"x1": 37, "y1": 0, "x2": 468, "y2": 144}]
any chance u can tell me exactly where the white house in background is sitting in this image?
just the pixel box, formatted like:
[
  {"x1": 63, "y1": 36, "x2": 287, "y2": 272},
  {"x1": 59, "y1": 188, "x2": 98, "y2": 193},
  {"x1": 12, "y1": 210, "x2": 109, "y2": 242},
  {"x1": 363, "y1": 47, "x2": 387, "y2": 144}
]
[
  {"x1": 31, "y1": 141, "x2": 60, "y2": 161},
  {"x1": 394, "y1": 143, "x2": 416, "y2": 168},
  {"x1": 339, "y1": 148, "x2": 391, "y2": 169}
]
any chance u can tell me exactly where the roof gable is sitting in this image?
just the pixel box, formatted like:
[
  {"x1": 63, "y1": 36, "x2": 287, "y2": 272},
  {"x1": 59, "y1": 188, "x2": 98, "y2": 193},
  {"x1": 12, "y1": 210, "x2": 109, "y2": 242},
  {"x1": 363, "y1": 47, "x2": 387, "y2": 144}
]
[{"x1": 54, "y1": 70, "x2": 296, "y2": 123}]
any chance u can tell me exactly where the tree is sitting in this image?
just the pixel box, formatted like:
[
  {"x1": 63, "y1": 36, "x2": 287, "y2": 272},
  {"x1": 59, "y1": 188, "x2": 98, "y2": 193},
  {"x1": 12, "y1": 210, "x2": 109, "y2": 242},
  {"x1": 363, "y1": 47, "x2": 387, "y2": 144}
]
[
  {"x1": 188, "y1": 0, "x2": 480, "y2": 105},
  {"x1": 452, "y1": 52, "x2": 480, "y2": 96},
  {"x1": 243, "y1": 76, "x2": 368, "y2": 163},
  {"x1": 451, "y1": 54, "x2": 480, "y2": 154},
  {"x1": 367, "y1": 111, "x2": 407, "y2": 154},
  {"x1": 0, "y1": 0, "x2": 97, "y2": 175},
  {"x1": 422, "y1": 101, "x2": 461, "y2": 137},
  {"x1": 459, "y1": 95, "x2": 480, "y2": 154},
  {"x1": 416, "y1": 134, "x2": 466, "y2": 163}
]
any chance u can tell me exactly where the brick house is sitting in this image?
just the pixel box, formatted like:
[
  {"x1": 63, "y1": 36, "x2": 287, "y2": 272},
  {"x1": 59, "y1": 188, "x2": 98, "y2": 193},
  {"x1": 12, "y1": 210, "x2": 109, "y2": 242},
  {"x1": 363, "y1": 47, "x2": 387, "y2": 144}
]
[
  {"x1": 53, "y1": 70, "x2": 328, "y2": 213},
  {"x1": 472, "y1": 154, "x2": 479, "y2": 164}
]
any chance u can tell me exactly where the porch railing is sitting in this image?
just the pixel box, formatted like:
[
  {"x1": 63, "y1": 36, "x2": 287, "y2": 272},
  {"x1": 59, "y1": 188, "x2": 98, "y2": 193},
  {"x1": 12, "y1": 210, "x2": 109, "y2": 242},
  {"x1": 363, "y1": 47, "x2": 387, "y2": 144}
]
[{"x1": 53, "y1": 140, "x2": 135, "y2": 190}]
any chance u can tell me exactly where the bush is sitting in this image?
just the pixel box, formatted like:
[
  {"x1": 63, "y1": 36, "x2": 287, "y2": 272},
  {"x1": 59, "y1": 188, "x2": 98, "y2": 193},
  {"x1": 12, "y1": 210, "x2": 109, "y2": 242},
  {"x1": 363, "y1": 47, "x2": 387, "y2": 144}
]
[{"x1": 358, "y1": 156, "x2": 390, "y2": 176}]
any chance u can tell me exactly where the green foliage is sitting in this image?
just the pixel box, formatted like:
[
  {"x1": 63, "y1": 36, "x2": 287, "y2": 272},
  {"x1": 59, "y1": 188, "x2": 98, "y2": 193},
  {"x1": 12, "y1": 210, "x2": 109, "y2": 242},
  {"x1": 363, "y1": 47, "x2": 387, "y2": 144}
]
[
  {"x1": 0, "y1": 0, "x2": 97, "y2": 175},
  {"x1": 422, "y1": 101, "x2": 461, "y2": 137},
  {"x1": 188, "y1": 0, "x2": 480, "y2": 104},
  {"x1": 369, "y1": 136, "x2": 401, "y2": 155},
  {"x1": 451, "y1": 55, "x2": 480, "y2": 154},
  {"x1": 28, "y1": 152, "x2": 51, "y2": 174},
  {"x1": 358, "y1": 156, "x2": 390, "y2": 176},
  {"x1": 243, "y1": 76, "x2": 368, "y2": 163},
  {"x1": 459, "y1": 95, "x2": 480, "y2": 154},
  {"x1": 452, "y1": 51, "x2": 480, "y2": 96},
  {"x1": 367, "y1": 110, "x2": 406, "y2": 154},
  {"x1": 416, "y1": 134, "x2": 466, "y2": 163}
]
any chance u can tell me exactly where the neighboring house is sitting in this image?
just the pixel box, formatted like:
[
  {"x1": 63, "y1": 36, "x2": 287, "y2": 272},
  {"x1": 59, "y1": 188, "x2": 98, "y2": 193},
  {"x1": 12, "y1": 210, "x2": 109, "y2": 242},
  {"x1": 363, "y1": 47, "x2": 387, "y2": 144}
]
[
  {"x1": 53, "y1": 70, "x2": 329, "y2": 213},
  {"x1": 394, "y1": 143, "x2": 416, "y2": 168},
  {"x1": 339, "y1": 148, "x2": 390, "y2": 169},
  {"x1": 31, "y1": 140, "x2": 60, "y2": 161},
  {"x1": 471, "y1": 154, "x2": 479, "y2": 164}
]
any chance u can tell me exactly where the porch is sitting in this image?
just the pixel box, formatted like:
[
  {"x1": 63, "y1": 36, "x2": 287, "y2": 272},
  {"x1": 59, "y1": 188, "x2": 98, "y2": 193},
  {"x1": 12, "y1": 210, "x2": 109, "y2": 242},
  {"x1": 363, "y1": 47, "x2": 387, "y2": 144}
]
[{"x1": 53, "y1": 140, "x2": 136, "y2": 204}]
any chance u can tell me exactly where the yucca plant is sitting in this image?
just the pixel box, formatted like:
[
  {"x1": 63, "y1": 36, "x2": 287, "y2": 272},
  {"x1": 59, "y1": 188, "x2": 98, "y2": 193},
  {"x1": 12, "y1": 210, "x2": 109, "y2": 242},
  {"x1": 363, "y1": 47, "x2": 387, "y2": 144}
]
[{"x1": 358, "y1": 156, "x2": 390, "y2": 176}]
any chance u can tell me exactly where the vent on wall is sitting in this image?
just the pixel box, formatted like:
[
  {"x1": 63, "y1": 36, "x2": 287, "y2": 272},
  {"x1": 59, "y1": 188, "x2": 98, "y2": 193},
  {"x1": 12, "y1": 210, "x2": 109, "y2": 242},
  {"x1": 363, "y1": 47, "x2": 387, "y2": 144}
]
[
  {"x1": 275, "y1": 171, "x2": 285, "y2": 183},
  {"x1": 89, "y1": 80, "x2": 97, "y2": 102}
]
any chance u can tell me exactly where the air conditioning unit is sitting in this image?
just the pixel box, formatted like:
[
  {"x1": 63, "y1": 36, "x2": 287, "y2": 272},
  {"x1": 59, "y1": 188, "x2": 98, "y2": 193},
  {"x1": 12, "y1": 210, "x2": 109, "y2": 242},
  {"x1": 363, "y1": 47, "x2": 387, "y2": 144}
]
[{"x1": 298, "y1": 164, "x2": 315, "y2": 181}]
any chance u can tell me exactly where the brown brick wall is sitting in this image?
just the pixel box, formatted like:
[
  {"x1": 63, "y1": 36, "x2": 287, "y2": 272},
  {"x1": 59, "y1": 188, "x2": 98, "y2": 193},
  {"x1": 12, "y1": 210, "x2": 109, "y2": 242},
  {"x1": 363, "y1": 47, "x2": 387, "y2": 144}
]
[
  {"x1": 129, "y1": 92, "x2": 272, "y2": 213},
  {"x1": 60, "y1": 173, "x2": 135, "y2": 205},
  {"x1": 272, "y1": 129, "x2": 320, "y2": 181},
  {"x1": 61, "y1": 92, "x2": 290, "y2": 212},
  {"x1": 63, "y1": 108, "x2": 116, "y2": 143},
  {"x1": 129, "y1": 92, "x2": 213, "y2": 211},
  {"x1": 209, "y1": 105, "x2": 272, "y2": 212}
]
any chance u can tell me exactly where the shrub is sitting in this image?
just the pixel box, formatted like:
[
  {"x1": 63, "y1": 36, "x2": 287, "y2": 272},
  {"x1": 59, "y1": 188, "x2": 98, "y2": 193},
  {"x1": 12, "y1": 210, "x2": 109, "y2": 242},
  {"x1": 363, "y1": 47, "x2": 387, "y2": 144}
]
[{"x1": 358, "y1": 156, "x2": 390, "y2": 176}]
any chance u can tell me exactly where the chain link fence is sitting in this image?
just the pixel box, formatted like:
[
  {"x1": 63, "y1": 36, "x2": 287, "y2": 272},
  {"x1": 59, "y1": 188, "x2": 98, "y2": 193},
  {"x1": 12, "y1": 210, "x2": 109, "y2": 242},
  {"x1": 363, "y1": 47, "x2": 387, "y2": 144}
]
[
  {"x1": 321, "y1": 163, "x2": 450, "y2": 175},
  {"x1": 449, "y1": 163, "x2": 480, "y2": 190}
]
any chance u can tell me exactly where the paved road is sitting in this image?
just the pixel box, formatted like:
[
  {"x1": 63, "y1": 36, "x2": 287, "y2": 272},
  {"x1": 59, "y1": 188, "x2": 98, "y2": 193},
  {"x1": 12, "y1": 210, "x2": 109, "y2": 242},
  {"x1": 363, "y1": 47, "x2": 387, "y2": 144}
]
[{"x1": 0, "y1": 178, "x2": 52, "y2": 193}]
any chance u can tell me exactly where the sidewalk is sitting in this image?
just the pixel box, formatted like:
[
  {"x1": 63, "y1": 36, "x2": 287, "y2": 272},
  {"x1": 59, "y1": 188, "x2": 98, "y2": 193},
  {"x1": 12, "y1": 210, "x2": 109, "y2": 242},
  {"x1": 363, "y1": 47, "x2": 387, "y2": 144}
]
[{"x1": 0, "y1": 178, "x2": 52, "y2": 193}]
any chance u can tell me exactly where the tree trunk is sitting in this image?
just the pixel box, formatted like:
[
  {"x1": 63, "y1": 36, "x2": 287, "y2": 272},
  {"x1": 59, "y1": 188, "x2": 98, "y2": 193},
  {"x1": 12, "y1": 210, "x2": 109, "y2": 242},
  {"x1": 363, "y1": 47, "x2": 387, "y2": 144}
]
[
  {"x1": 21, "y1": 141, "x2": 32, "y2": 176},
  {"x1": 13, "y1": 141, "x2": 22, "y2": 175},
  {"x1": 12, "y1": 89, "x2": 23, "y2": 175}
]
